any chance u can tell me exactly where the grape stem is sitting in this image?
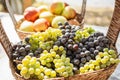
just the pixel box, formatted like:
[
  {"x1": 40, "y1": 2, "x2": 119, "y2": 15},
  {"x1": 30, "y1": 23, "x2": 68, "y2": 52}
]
[{"x1": 13, "y1": 60, "x2": 21, "y2": 64}]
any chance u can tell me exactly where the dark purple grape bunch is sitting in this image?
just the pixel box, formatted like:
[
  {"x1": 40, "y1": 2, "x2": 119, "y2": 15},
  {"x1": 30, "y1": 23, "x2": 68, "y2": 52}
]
[
  {"x1": 12, "y1": 41, "x2": 31, "y2": 61},
  {"x1": 81, "y1": 32, "x2": 111, "y2": 54},
  {"x1": 58, "y1": 22, "x2": 81, "y2": 35},
  {"x1": 54, "y1": 22, "x2": 81, "y2": 47}
]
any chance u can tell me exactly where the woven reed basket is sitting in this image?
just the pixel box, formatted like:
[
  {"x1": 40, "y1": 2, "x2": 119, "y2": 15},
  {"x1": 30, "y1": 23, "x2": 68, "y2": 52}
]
[
  {"x1": 5, "y1": 0, "x2": 87, "y2": 40},
  {"x1": 0, "y1": 0, "x2": 120, "y2": 80}
]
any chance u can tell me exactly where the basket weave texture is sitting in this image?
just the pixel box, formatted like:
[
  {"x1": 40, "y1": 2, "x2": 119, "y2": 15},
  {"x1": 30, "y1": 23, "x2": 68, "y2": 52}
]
[{"x1": 0, "y1": 0, "x2": 120, "y2": 80}]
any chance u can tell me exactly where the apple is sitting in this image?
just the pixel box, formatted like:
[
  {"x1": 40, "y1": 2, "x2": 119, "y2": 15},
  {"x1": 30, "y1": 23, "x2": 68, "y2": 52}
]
[
  {"x1": 19, "y1": 20, "x2": 34, "y2": 32},
  {"x1": 39, "y1": 11, "x2": 55, "y2": 23},
  {"x1": 24, "y1": 7, "x2": 39, "y2": 22},
  {"x1": 33, "y1": 18, "x2": 50, "y2": 32},
  {"x1": 52, "y1": 16, "x2": 67, "y2": 28},
  {"x1": 37, "y1": 5, "x2": 49, "y2": 14},
  {"x1": 50, "y1": 1, "x2": 65, "y2": 15},
  {"x1": 62, "y1": 6, "x2": 76, "y2": 19}
]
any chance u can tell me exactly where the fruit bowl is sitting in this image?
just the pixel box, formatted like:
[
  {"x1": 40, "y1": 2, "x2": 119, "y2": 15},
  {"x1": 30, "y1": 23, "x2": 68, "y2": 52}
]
[{"x1": 5, "y1": 0, "x2": 86, "y2": 40}]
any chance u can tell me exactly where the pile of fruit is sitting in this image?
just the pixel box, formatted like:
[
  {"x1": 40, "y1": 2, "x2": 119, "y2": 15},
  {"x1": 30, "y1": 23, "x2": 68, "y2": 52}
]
[
  {"x1": 12, "y1": 22, "x2": 119, "y2": 80},
  {"x1": 19, "y1": 1, "x2": 77, "y2": 32}
]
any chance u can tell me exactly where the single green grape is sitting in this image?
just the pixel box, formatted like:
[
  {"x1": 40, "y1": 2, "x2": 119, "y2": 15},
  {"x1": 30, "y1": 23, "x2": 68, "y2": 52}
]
[
  {"x1": 24, "y1": 73, "x2": 30, "y2": 79},
  {"x1": 21, "y1": 67, "x2": 28, "y2": 74},
  {"x1": 25, "y1": 55, "x2": 31, "y2": 60},
  {"x1": 60, "y1": 66, "x2": 66, "y2": 72},
  {"x1": 35, "y1": 61, "x2": 40, "y2": 68},
  {"x1": 66, "y1": 66, "x2": 71, "y2": 71},
  {"x1": 92, "y1": 60, "x2": 99, "y2": 66},
  {"x1": 28, "y1": 67, "x2": 34, "y2": 74},
  {"x1": 84, "y1": 69, "x2": 88, "y2": 73},
  {"x1": 103, "y1": 56, "x2": 109, "y2": 61},
  {"x1": 38, "y1": 73, "x2": 44, "y2": 79},
  {"x1": 53, "y1": 45, "x2": 59, "y2": 51},
  {"x1": 17, "y1": 64, "x2": 23, "y2": 70},
  {"x1": 103, "y1": 52, "x2": 109, "y2": 56},
  {"x1": 98, "y1": 52, "x2": 104, "y2": 58},
  {"x1": 44, "y1": 69, "x2": 51, "y2": 76},
  {"x1": 40, "y1": 66, "x2": 44, "y2": 72},
  {"x1": 100, "y1": 64, "x2": 106, "y2": 68},
  {"x1": 89, "y1": 69, "x2": 94, "y2": 72},
  {"x1": 80, "y1": 67, "x2": 85, "y2": 73},
  {"x1": 55, "y1": 54, "x2": 60, "y2": 59},
  {"x1": 106, "y1": 61, "x2": 111, "y2": 67},
  {"x1": 101, "y1": 58, "x2": 107, "y2": 64},
  {"x1": 96, "y1": 57, "x2": 101, "y2": 63},
  {"x1": 55, "y1": 68, "x2": 61, "y2": 73},
  {"x1": 46, "y1": 63, "x2": 51, "y2": 68},
  {"x1": 35, "y1": 68, "x2": 41, "y2": 75},
  {"x1": 103, "y1": 48, "x2": 109, "y2": 52},
  {"x1": 108, "y1": 49, "x2": 115, "y2": 55},
  {"x1": 41, "y1": 60, "x2": 46, "y2": 65},
  {"x1": 62, "y1": 72, "x2": 69, "y2": 77},
  {"x1": 30, "y1": 57, "x2": 37, "y2": 65},
  {"x1": 110, "y1": 58, "x2": 116, "y2": 64},
  {"x1": 115, "y1": 59, "x2": 120, "y2": 64},
  {"x1": 89, "y1": 64, "x2": 94, "y2": 69},
  {"x1": 50, "y1": 49, "x2": 54, "y2": 53},
  {"x1": 50, "y1": 71, "x2": 56, "y2": 77},
  {"x1": 59, "y1": 46, "x2": 64, "y2": 51},
  {"x1": 95, "y1": 66, "x2": 100, "y2": 70},
  {"x1": 51, "y1": 51, "x2": 56, "y2": 57},
  {"x1": 55, "y1": 63, "x2": 61, "y2": 68},
  {"x1": 46, "y1": 58, "x2": 51, "y2": 63},
  {"x1": 22, "y1": 58, "x2": 30, "y2": 66},
  {"x1": 43, "y1": 50, "x2": 48, "y2": 54},
  {"x1": 84, "y1": 64, "x2": 89, "y2": 70}
]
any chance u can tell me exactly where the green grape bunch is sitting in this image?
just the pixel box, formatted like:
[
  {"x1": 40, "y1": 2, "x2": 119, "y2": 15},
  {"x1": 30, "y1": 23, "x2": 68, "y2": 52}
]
[{"x1": 79, "y1": 49, "x2": 120, "y2": 73}]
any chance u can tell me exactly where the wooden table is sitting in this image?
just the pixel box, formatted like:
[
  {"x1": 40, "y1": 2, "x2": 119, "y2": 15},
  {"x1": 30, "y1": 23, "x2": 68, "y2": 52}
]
[{"x1": 0, "y1": 12, "x2": 120, "y2": 80}]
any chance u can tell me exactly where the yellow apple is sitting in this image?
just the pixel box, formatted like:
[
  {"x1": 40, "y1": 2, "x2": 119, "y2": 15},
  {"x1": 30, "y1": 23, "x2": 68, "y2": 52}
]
[
  {"x1": 62, "y1": 6, "x2": 76, "y2": 19},
  {"x1": 39, "y1": 11, "x2": 55, "y2": 23},
  {"x1": 52, "y1": 16, "x2": 67, "y2": 28},
  {"x1": 19, "y1": 20, "x2": 34, "y2": 32},
  {"x1": 37, "y1": 5, "x2": 49, "y2": 15},
  {"x1": 50, "y1": 1, "x2": 65, "y2": 15}
]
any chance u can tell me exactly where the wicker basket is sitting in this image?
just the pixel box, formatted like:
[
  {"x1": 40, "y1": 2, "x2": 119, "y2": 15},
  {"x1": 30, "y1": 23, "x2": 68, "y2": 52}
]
[
  {"x1": 5, "y1": 0, "x2": 87, "y2": 40},
  {"x1": 0, "y1": 0, "x2": 120, "y2": 80}
]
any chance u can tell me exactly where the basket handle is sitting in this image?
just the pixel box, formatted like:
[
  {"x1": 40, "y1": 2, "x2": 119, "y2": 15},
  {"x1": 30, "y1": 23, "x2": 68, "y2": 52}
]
[
  {"x1": 76, "y1": 0, "x2": 87, "y2": 24},
  {"x1": 5, "y1": 0, "x2": 87, "y2": 26},
  {"x1": 5, "y1": 0, "x2": 17, "y2": 26},
  {"x1": 0, "y1": 20, "x2": 12, "y2": 59},
  {"x1": 107, "y1": 0, "x2": 120, "y2": 46}
]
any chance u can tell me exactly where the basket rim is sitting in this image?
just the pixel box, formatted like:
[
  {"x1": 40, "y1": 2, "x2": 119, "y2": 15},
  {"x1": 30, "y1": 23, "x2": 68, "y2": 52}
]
[
  {"x1": 15, "y1": 18, "x2": 84, "y2": 34},
  {"x1": 13, "y1": 63, "x2": 117, "y2": 80}
]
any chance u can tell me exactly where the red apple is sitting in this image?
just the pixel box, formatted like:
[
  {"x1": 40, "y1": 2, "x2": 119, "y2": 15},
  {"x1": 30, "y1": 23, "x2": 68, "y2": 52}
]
[
  {"x1": 24, "y1": 7, "x2": 39, "y2": 22},
  {"x1": 33, "y1": 18, "x2": 50, "y2": 32}
]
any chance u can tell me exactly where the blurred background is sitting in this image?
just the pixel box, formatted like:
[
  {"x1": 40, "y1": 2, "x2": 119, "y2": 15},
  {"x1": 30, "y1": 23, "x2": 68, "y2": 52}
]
[{"x1": 0, "y1": 0, "x2": 115, "y2": 27}]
